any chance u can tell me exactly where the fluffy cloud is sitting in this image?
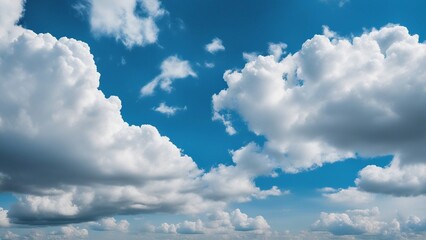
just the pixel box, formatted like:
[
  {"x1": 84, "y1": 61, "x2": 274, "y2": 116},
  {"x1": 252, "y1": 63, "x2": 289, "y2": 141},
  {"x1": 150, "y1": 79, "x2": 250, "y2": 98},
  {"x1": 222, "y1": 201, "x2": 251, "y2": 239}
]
[
  {"x1": 321, "y1": 187, "x2": 374, "y2": 204},
  {"x1": 154, "y1": 102, "x2": 186, "y2": 116},
  {"x1": 356, "y1": 158, "x2": 426, "y2": 196},
  {"x1": 0, "y1": 208, "x2": 10, "y2": 227},
  {"x1": 141, "y1": 55, "x2": 196, "y2": 96},
  {"x1": 199, "y1": 143, "x2": 281, "y2": 202},
  {"x1": 155, "y1": 209, "x2": 270, "y2": 235},
  {"x1": 0, "y1": 1, "x2": 278, "y2": 225},
  {"x1": 312, "y1": 207, "x2": 399, "y2": 236},
  {"x1": 88, "y1": 0, "x2": 165, "y2": 48},
  {"x1": 1, "y1": 226, "x2": 88, "y2": 240},
  {"x1": 54, "y1": 226, "x2": 89, "y2": 239},
  {"x1": 268, "y1": 42, "x2": 287, "y2": 61},
  {"x1": 205, "y1": 38, "x2": 225, "y2": 54},
  {"x1": 0, "y1": 0, "x2": 23, "y2": 37},
  {"x1": 213, "y1": 24, "x2": 426, "y2": 189},
  {"x1": 90, "y1": 217, "x2": 129, "y2": 232},
  {"x1": 313, "y1": 207, "x2": 426, "y2": 238}
]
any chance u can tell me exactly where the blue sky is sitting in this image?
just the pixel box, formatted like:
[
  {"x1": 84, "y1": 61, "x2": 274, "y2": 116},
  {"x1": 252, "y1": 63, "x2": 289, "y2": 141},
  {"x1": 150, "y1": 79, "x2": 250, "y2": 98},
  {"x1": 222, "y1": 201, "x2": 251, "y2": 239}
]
[{"x1": 0, "y1": 0, "x2": 425, "y2": 239}]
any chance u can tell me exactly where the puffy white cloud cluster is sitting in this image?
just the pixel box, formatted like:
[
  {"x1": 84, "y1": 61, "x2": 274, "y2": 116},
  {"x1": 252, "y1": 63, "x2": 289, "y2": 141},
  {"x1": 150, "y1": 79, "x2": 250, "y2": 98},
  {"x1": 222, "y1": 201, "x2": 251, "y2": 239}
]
[
  {"x1": 155, "y1": 208, "x2": 270, "y2": 235},
  {"x1": 313, "y1": 207, "x2": 426, "y2": 238},
  {"x1": 0, "y1": 208, "x2": 10, "y2": 227},
  {"x1": 205, "y1": 38, "x2": 225, "y2": 54},
  {"x1": 90, "y1": 217, "x2": 129, "y2": 232},
  {"x1": 321, "y1": 187, "x2": 374, "y2": 204},
  {"x1": 356, "y1": 158, "x2": 426, "y2": 196},
  {"x1": 1, "y1": 226, "x2": 88, "y2": 240},
  {"x1": 141, "y1": 55, "x2": 196, "y2": 96},
  {"x1": 89, "y1": 0, "x2": 165, "y2": 48},
  {"x1": 213, "y1": 25, "x2": 426, "y2": 195},
  {"x1": 313, "y1": 207, "x2": 399, "y2": 236},
  {"x1": 54, "y1": 226, "x2": 89, "y2": 239},
  {"x1": 199, "y1": 143, "x2": 282, "y2": 203},
  {"x1": 0, "y1": 0, "x2": 279, "y2": 225}
]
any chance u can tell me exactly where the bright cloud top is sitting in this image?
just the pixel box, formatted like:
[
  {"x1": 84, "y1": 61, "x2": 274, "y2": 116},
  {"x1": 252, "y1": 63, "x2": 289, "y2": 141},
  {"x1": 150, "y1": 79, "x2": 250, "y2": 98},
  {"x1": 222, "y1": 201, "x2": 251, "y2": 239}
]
[
  {"x1": 205, "y1": 37, "x2": 225, "y2": 54},
  {"x1": 213, "y1": 25, "x2": 426, "y2": 196},
  {"x1": 89, "y1": 0, "x2": 165, "y2": 48},
  {"x1": 141, "y1": 55, "x2": 196, "y2": 96}
]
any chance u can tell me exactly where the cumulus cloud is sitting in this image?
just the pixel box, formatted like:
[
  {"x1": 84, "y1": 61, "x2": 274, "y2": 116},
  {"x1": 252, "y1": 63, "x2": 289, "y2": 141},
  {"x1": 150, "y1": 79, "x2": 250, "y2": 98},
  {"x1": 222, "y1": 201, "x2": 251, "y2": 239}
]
[
  {"x1": 312, "y1": 207, "x2": 398, "y2": 236},
  {"x1": 1, "y1": 231, "x2": 19, "y2": 240},
  {"x1": 54, "y1": 225, "x2": 89, "y2": 239},
  {"x1": 90, "y1": 217, "x2": 129, "y2": 232},
  {"x1": 322, "y1": 187, "x2": 374, "y2": 204},
  {"x1": 141, "y1": 55, "x2": 196, "y2": 96},
  {"x1": 0, "y1": 0, "x2": 23, "y2": 37},
  {"x1": 0, "y1": 208, "x2": 10, "y2": 227},
  {"x1": 213, "y1": 24, "x2": 426, "y2": 187},
  {"x1": 3, "y1": 226, "x2": 88, "y2": 240},
  {"x1": 155, "y1": 209, "x2": 270, "y2": 235},
  {"x1": 205, "y1": 38, "x2": 225, "y2": 54},
  {"x1": 154, "y1": 102, "x2": 186, "y2": 116},
  {"x1": 268, "y1": 42, "x2": 287, "y2": 61},
  {"x1": 200, "y1": 143, "x2": 282, "y2": 202},
  {"x1": 88, "y1": 0, "x2": 165, "y2": 48},
  {"x1": 0, "y1": 1, "x2": 279, "y2": 225},
  {"x1": 313, "y1": 207, "x2": 426, "y2": 238},
  {"x1": 356, "y1": 158, "x2": 426, "y2": 196}
]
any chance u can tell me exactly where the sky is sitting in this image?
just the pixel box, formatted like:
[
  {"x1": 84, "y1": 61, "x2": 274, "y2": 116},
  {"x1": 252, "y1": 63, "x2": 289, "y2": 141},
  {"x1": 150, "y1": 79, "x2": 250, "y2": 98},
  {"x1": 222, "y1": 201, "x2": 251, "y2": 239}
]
[{"x1": 0, "y1": 0, "x2": 425, "y2": 239}]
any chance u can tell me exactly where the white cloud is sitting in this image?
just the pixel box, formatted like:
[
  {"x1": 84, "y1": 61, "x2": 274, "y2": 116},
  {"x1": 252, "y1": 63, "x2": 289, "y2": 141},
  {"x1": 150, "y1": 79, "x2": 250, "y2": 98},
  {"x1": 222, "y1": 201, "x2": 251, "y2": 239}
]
[
  {"x1": 313, "y1": 207, "x2": 426, "y2": 238},
  {"x1": 0, "y1": 208, "x2": 10, "y2": 227},
  {"x1": 88, "y1": 0, "x2": 165, "y2": 48},
  {"x1": 320, "y1": 0, "x2": 350, "y2": 7},
  {"x1": 312, "y1": 207, "x2": 398, "y2": 236},
  {"x1": 156, "y1": 209, "x2": 270, "y2": 235},
  {"x1": 200, "y1": 143, "x2": 281, "y2": 202},
  {"x1": 1, "y1": 231, "x2": 19, "y2": 240},
  {"x1": 268, "y1": 42, "x2": 287, "y2": 61},
  {"x1": 356, "y1": 158, "x2": 426, "y2": 196},
  {"x1": 205, "y1": 38, "x2": 225, "y2": 54},
  {"x1": 0, "y1": 0, "x2": 23, "y2": 38},
  {"x1": 242, "y1": 52, "x2": 258, "y2": 62},
  {"x1": 0, "y1": 1, "x2": 278, "y2": 225},
  {"x1": 141, "y1": 55, "x2": 196, "y2": 96},
  {"x1": 204, "y1": 62, "x2": 215, "y2": 68},
  {"x1": 55, "y1": 225, "x2": 89, "y2": 239},
  {"x1": 322, "y1": 187, "x2": 375, "y2": 204},
  {"x1": 154, "y1": 102, "x2": 186, "y2": 116},
  {"x1": 90, "y1": 217, "x2": 129, "y2": 232},
  {"x1": 213, "y1": 24, "x2": 426, "y2": 182}
]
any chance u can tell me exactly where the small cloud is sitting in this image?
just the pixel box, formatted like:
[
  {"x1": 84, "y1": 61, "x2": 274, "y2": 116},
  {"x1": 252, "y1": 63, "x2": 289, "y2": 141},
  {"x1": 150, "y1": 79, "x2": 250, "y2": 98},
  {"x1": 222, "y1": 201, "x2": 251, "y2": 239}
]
[
  {"x1": 205, "y1": 38, "x2": 225, "y2": 54},
  {"x1": 204, "y1": 62, "x2": 215, "y2": 68},
  {"x1": 141, "y1": 56, "x2": 196, "y2": 96},
  {"x1": 90, "y1": 217, "x2": 129, "y2": 232},
  {"x1": 120, "y1": 57, "x2": 126, "y2": 65},
  {"x1": 268, "y1": 42, "x2": 287, "y2": 61},
  {"x1": 242, "y1": 52, "x2": 258, "y2": 62},
  {"x1": 154, "y1": 102, "x2": 186, "y2": 116},
  {"x1": 320, "y1": 0, "x2": 350, "y2": 7}
]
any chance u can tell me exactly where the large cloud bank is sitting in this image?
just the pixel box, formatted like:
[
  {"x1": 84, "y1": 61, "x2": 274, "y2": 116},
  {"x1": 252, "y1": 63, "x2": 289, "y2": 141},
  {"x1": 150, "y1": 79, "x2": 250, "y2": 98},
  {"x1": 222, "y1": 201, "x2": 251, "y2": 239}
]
[
  {"x1": 213, "y1": 24, "x2": 426, "y2": 195},
  {"x1": 0, "y1": 0, "x2": 278, "y2": 225}
]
